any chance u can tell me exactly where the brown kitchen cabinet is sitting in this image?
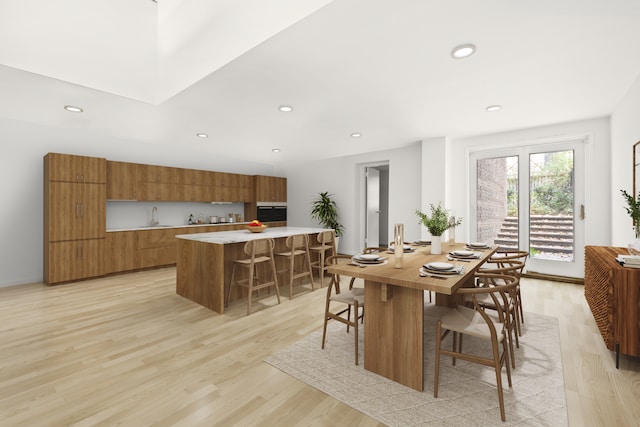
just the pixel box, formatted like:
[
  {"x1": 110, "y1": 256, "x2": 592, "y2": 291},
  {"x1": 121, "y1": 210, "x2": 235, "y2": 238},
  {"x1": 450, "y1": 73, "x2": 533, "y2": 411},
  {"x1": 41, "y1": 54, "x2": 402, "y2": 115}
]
[
  {"x1": 46, "y1": 152, "x2": 106, "y2": 183},
  {"x1": 44, "y1": 153, "x2": 107, "y2": 285},
  {"x1": 255, "y1": 175, "x2": 287, "y2": 202},
  {"x1": 107, "y1": 161, "x2": 137, "y2": 200},
  {"x1": 107, "y1": 231, "x2": 139, "y2": 273},
  {"x1": 47, "y1": 239, "x2": 105, "y2": 283},
  {"x1": 136, "y1": 164, "x2": 177, "y2": 201},
  {"x1": 585, "y1": 245, "x2": 640, "y2": 367},
  {"x1": 47, "y1": 181, "x2": 106, "y2": 241},
  {"x1": 137, "y1": 227, "x2": 184, "y2": 269}
]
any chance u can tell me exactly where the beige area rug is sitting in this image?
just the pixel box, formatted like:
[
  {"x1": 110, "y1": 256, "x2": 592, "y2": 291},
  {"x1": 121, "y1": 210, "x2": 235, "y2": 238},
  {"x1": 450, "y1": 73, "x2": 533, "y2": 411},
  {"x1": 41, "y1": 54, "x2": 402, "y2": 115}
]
[{"x1": 265, "y1": 304, "x2": 567, "y2": 426}]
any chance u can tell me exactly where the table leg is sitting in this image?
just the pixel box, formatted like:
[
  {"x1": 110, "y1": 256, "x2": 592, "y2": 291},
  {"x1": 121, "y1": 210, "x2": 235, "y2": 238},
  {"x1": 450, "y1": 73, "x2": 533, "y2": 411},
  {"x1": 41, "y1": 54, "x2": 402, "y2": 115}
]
[{"x1": 364, "y1": 280, "x2": 424, "y2": 391}]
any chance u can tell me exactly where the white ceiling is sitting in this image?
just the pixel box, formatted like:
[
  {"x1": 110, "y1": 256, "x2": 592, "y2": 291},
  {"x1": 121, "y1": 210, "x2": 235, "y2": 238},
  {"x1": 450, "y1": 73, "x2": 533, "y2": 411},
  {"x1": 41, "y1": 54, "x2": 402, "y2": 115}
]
[{"x1": 1, "y1": 0, "x2": 640, "y2": 165}]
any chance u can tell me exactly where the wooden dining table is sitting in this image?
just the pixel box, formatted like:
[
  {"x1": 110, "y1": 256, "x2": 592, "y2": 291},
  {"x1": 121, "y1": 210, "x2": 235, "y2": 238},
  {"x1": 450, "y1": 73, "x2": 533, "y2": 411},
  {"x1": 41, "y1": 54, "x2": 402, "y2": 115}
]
[{"x1": 326, "y1": 242, "x2": 497, "y2": 391}]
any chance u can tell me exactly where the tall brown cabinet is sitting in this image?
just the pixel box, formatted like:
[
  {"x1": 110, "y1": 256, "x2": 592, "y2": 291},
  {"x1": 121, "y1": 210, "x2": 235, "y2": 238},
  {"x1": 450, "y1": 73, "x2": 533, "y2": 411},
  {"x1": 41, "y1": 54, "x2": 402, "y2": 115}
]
[{"x1": 44, "y1": 153, "x2": 107, "y2": 284}]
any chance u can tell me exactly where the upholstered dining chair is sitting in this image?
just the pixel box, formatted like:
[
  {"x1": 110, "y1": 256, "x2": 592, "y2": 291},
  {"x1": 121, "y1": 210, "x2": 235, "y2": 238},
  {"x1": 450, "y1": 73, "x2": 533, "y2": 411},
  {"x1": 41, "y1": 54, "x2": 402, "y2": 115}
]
[
  {"x1": 434, "y1": 272, "x2": 519, "y2": 422},
  {"x1": 487, "y1": 250, "x2": 529, "y2": 335},
  {"x1": 321, "y1": 255, "x2": 364, "y2": 365},
  {"x1": 226, "y1": 238, "x2": 280, "y2": 315},
  {"x1": 275, "y1": 233, "x2": 315, "y2": 298},
  {"x1": 309, "y1": 230, "x2": 337, "y2": 287}
]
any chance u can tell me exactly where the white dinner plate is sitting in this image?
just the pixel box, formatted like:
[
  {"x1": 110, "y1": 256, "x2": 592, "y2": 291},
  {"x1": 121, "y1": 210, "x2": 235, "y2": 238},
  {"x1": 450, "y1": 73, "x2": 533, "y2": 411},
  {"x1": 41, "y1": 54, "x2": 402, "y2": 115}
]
[
  {"x1": 468, "y1": 242, "x2": 488, "y2": 248},
  {"x1": 451, "y1": 250, "x2": 474, "y2": 257},
  {"x1": 425, "y1": 262, "x2": 454, "y2": 271},
  {"x1": 357, "y1": 254, "x2": 380, "y2": 261}
]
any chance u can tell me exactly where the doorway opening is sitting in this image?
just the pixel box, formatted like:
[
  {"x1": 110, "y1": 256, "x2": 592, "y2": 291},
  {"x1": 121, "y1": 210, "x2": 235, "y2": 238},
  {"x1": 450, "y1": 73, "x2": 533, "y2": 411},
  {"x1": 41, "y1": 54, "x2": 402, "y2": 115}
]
[
  {"x1": 363, "y1": 163, "x2": 389, "y2": 249},
  {"x1": 469, "y1": 139, "x2": 585, "y2": 278}
]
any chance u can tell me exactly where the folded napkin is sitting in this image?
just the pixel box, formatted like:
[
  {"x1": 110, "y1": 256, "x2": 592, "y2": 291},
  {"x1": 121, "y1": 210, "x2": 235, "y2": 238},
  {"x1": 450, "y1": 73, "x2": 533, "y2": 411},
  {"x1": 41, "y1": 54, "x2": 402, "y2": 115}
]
[{"x1": 616, "y1": 254, "x2": 640, "y2": 267}]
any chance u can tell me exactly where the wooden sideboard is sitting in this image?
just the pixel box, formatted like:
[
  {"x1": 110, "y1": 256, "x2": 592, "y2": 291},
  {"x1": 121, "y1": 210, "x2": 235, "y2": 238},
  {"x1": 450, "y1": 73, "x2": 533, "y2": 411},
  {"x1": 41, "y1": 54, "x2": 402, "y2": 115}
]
[{"x1": 584, "y1": 245, "x2": 640, "y2": 368}]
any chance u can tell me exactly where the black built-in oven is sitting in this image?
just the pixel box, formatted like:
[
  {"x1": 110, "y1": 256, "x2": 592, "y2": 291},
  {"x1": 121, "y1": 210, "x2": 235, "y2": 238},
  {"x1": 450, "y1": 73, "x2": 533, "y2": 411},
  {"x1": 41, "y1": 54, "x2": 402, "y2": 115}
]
[{"x1": 257, "y1": 205, "x2": 287, "y2": 222}]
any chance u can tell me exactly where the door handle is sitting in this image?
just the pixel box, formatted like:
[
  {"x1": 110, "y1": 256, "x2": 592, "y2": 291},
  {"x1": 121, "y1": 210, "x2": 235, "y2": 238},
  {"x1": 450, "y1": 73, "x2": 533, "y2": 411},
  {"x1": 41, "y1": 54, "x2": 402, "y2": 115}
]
[{"x1": 580, "y1": 204, "x2": 585, "y2": 220}]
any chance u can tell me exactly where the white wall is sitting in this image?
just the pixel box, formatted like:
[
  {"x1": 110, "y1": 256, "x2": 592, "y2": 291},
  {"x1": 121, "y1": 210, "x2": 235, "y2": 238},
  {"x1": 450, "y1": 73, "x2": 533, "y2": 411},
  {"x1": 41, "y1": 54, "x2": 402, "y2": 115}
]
[
  {"x1": 278, "y1": 143, "x2": 422, "y2": 255},
  {"x1": 611, "y1": 73, "x2": 640, "y2": 246},
  {"x1": 448, "y1": 117, "x2": 612, "y2": 247},
  {"x1": 0, "y1": 118, "x2": 275, "y2": 288}
]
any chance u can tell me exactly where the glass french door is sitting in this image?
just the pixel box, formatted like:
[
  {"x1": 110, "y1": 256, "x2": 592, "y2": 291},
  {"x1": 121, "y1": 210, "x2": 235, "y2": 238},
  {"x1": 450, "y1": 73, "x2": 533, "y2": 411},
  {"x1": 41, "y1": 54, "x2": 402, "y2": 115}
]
[{"x1": 469, "y1": 140, "x2": 585, "y2": 278}]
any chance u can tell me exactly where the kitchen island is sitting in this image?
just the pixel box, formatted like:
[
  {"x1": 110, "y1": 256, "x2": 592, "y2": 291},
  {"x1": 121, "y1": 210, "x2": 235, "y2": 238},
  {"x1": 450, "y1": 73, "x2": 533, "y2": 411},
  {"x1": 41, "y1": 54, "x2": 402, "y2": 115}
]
[{"x1": 175, "y1": 226, "x2": 329, "y2": 313}]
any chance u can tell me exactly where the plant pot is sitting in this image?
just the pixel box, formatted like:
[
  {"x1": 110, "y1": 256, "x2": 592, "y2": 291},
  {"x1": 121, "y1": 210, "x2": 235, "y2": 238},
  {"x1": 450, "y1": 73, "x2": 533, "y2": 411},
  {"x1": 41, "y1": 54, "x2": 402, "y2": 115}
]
[{"x1": 431, "y1": 235, "x2": 442, "y2": 255}]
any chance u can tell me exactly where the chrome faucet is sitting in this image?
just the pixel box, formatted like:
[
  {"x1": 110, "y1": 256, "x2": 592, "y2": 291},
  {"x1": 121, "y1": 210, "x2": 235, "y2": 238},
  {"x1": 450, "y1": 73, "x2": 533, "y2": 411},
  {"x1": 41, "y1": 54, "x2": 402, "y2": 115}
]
[{"x1": 151, "y1": 206, "x2": 159, "y2": 226}]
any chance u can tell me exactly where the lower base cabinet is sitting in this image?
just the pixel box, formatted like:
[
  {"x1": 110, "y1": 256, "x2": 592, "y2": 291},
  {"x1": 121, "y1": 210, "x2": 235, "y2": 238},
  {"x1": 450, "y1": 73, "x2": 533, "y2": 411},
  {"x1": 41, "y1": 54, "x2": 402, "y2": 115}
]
[
  {"x1": 46, "y1": 239, "x2": 105, "y2": 284},
  {"x1": 584, "y1": 245, "x2": 640, "y2": 367}
]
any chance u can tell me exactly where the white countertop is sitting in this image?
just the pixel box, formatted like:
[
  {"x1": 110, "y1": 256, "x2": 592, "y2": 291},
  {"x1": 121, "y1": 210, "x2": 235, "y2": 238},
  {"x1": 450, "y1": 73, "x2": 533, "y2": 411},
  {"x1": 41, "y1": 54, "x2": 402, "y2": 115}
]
[
  {"x1": 107, "y1": 222, "x2": 249, "y2": 232},
  {"x1": 176, "y1": 226, "x2": 330, "y2": 244}
]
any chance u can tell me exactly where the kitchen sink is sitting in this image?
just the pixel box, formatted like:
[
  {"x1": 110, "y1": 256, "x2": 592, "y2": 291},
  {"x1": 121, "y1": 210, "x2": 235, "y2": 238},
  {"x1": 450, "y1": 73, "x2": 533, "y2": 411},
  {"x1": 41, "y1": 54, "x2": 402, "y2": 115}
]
[{"x1": 140, "y1": 224, "x2": 173, "y2": 228}]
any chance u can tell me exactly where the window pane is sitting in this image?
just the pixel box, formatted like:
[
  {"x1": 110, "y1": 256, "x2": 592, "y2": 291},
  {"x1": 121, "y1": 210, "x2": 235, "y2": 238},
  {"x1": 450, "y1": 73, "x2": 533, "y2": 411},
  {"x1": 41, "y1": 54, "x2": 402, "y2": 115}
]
[
  {"x1": 529, "y1": 150, "x2": 574, "y2": 262},
  {"x1": 476, "y1": 156, "x2": 518, "y2": 249}
]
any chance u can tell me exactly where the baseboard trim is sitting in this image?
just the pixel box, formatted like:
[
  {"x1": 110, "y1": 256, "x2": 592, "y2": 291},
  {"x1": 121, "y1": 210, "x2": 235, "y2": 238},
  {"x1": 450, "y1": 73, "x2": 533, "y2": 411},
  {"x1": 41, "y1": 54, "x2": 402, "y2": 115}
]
[{"x1": 524, "y1": 270, "x2": 584, "y2": 284}]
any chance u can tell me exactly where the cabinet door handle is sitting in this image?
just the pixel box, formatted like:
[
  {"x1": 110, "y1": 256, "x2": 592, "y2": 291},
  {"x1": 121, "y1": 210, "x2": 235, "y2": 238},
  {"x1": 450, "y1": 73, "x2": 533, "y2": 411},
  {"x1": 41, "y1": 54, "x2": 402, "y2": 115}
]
[
  {"x1": 75, "y1": 203, "x2": 80, "y2": 218},
  {"x1": 80, "y1": 203, "x2": 84, "y2": 218},
  {"x1": 580, "y1": 204, "x2": 585, "y2": 220}
]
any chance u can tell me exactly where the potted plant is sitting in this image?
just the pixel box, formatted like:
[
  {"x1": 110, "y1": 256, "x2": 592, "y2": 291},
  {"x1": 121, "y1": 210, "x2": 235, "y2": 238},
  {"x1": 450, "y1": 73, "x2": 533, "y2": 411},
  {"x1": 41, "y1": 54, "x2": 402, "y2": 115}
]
[
  {"x1": 621, "y1": 189, "x2": 640, "y2": 254},
  {"x1": 415, "y1": 202, "x2": 462, "y2": 254},
  {"x1": 311, "y1": 192, "x2": 344, "y2": 240}
]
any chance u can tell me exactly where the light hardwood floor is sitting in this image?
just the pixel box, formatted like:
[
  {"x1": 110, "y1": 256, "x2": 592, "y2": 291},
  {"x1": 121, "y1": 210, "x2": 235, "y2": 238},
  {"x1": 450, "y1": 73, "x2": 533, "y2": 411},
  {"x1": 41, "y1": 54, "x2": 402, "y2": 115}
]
[{"x1": 1, "y1": 268, "x2": 638, "y2": 426}]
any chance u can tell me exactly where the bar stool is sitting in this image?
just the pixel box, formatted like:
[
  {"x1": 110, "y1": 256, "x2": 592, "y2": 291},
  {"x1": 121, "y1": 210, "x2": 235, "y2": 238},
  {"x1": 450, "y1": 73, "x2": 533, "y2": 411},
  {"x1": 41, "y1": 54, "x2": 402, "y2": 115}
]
[
  {"x1": 275, "y1": 234, "x2": 315, "y2": 298},
  {"x1": 226, "y1": 238, "x2": 280, "y2": 315},
  {"x1": 309, "y1": 230, "x2": 336, "y2": 287}
]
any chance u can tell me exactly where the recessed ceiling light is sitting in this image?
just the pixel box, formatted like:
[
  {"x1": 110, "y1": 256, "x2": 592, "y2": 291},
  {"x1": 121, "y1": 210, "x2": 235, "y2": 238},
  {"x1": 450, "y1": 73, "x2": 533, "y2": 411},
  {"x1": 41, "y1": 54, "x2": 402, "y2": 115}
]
[
  {"x1": 451, "y1": 44, "x2": 476, "y2": 59},
  {"x1": 485, "y1": 105, "x2": 502, "y2": 112},
  {"x1": 64, "y1": 105, "x2": 83, "y2": 113},
  {"x1": 196, "y1": 133, "x2": 208, "y2": 138},
  {"x1": 279, "y1": 105, "x2": 293, "y2": 112},
  {"x1": 351, "y1": 133, "x2": 362, "y2": 138},
  {"x1": 272, "y1": 148, "x2": 281, "y2": 153}
]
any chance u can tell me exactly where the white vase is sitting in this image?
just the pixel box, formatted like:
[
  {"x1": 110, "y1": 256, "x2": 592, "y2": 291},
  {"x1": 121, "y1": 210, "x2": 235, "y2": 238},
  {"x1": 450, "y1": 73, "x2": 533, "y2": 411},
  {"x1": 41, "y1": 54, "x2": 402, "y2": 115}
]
[
  {"x1": 431, "y1": 235, "x2": 442, "y2": 255},
  {"x1": 629, "y1": 238, "x2": 640, "y2": 256}
]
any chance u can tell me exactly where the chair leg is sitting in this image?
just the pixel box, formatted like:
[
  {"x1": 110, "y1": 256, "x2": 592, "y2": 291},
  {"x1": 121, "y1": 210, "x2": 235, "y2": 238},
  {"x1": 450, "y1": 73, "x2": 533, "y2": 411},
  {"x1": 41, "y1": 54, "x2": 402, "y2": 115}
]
[
  {"x1": 226, "y1": 263, "x2": 237, "y2": 308},
  {"x1": 288, "y1": 255, "x2": 295, "y2": 299},
  {"x1": 492, "y1": 334, "x2": 506, "y2": 422},
  {"x1": 305, "y1": 250, "x2": 315, "y2": 291},
  {"x1": 319, "y1": 251, "x2": 325, "y2": 287},
  {"x1": 434, "y1": 321, "x2": 442, "y2": 398},
  {"x1": 246, "y1": 265, "x2": 256, "y2": 315},
  {"x1": 354, "y1": 301, "x2": 359, "y2": 365},
  {"x1": 270, "y1": 256, "x2": 281, "y2": 305}
]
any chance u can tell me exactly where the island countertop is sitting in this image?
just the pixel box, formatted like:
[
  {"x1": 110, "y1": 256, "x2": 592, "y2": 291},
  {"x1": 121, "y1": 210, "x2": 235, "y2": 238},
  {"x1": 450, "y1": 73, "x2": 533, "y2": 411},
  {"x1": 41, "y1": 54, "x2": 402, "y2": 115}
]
[{"x1": 175, "y1": 226, "x2": 330, "y2": 244}]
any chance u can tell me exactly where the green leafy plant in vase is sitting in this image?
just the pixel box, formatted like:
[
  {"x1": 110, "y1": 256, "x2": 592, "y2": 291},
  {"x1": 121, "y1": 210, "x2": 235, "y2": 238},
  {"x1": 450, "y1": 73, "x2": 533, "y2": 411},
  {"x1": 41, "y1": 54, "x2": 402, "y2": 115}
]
[
  {"x1": 621, "y1": 189, "x2": 640, "y2": 254},
  {"x1": 311, "y1": 191, "x2": 344, "y2": 239},
  {"x1": 416, "y1": 202, "x2": 462, "y2": 254}
]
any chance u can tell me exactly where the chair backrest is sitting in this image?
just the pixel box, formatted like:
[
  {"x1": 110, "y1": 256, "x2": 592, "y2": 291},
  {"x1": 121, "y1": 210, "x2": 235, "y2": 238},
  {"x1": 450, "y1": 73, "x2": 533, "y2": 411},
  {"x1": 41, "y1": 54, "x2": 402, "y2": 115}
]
[
  {"x1": 489, "y1": 250, "x2": 529, "y2": 274},
  {"x1": 244, "y1": 238, "x2": 274, "y2": 258},
  {"x1": 286, "y1": 234, "x2": 308, "y2": 251},
  {"x1": 362, "y1": 247, "x2": 386, "y2": 254},
  {"x1": 324, "y1": 254, "x2": 353, "y2": 295},
  {"x1": 460, "y1": 273, "x2": 519, "y2": 324},
  {"x1": 317, "y1": 230, "x2": 335, "y2": 245},
  {"x1": 479, "y1": 260, "x2": 525, "y2": 278}
]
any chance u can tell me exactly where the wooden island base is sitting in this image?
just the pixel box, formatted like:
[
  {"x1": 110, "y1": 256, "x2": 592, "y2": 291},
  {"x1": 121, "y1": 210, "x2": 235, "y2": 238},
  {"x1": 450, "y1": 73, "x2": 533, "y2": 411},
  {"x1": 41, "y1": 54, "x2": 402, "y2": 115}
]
[{"x1": 176, "y1": 227, "x2": 328, "y2": 314}]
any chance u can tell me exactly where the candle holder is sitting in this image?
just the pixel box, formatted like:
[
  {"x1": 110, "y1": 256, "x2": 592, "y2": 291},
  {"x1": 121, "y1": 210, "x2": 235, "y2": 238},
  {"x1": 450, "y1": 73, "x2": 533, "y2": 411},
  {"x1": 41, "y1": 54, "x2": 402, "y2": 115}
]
[{"x1": 394, "y1": 223, "x2": 404, "y2": 268}]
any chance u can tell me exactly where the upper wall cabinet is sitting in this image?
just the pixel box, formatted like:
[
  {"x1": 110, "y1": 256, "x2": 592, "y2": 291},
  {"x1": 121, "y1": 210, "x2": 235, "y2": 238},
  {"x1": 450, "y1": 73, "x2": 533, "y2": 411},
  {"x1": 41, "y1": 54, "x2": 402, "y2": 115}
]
[
  {"x1": 106, "y1": 160, "x2": 257, "y2": 202},
  {"x1": 255, "y1": 175, "x2": 287, "y2": 202},
  {"x1": 46, "y1": 152, "x2": 106, "y2": 183},
  {"x1": 136, "y1": 164, "x2": 178, "y2": 201},
  {"x1": 107, "y1": 161, "x2": 138, "y2": 200}
]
